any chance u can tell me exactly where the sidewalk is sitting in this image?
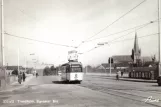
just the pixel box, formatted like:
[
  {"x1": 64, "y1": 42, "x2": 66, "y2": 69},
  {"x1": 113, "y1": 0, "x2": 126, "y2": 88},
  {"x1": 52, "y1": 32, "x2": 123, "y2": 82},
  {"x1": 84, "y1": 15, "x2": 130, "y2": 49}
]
[
  {"x1": 0, "y1": 74, "x2": 33, "y2": 92},
  {"x1": 115, "y1": 77, "x2": 157, "y2": 83},
  {"x1": 102, "y1": 76, "x2": 157, "y2": 83},
  {"x1": 86, "y1": 73, "x2": 157, "y2": 83}
]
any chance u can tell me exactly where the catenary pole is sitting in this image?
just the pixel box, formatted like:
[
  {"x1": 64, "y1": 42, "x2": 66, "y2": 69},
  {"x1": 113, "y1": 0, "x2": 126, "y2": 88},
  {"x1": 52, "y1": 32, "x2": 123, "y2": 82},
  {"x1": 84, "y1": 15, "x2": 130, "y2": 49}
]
[
  {"x1": 158, "y1": 0, "x2": 161, "y2": 76},
  {"x1": 1, "y1": 0, "x2": 4, "y2": 66},
  {"x1": 18, "y1": 48, "x2": 19, "y2": 73},
  {"x1": 110, "y1": 57, "x2": 111, "y2": 76}
]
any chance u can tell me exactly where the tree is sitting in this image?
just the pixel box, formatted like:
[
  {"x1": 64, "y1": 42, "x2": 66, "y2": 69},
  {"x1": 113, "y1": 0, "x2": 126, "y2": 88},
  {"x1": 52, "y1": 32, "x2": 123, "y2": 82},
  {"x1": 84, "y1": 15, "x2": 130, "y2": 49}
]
[
  {"x1": 43, "y1": 66, "x2": 50, "y2": 76},
  {"x1": 50, "y1": 65, "x2": 55, "y2": 71},
  {"x1": 50, "y1": 65, "x2": 57, "y2": 75}
]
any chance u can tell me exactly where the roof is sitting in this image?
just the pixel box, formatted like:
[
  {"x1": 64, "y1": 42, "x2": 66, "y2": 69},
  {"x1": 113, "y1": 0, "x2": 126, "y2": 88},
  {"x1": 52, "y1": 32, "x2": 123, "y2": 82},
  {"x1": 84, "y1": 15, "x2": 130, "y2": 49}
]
[
  {"x1": 101, "y1": 63, "x2": 115, "y2": 68},
  {"x1": 96, "y1": 65, "x2": 105, "y2": 69},
  {"x1": 6, "y1": 66, "x2": 24, "y2": 70},
  {"x1": 115, "y1": 62, "x2": 130, "y2": 67},
  {"x1": 102, "y1": 62, "x2": 130, "y2": 68},
  {"x1": 112, "y1": 55, "x2": 133, "y2": 63}
]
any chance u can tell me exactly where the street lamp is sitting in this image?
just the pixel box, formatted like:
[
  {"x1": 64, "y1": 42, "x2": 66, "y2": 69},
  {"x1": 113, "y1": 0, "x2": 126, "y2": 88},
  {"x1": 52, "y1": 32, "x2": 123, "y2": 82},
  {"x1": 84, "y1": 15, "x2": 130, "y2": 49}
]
[
  {"x1": 158, "y1": 0, "x2": 161, "y2": 77},
  {"x1": 78, "y1": 53, "x2": 83, "y2": 55},
  {"x1": 97, "y1": 42, "x2": 110, "y2": 46},
  {"x1": 97, "y1": 42, "x2": 112, "y2": 76},
  {"x1": 30, "y1": 53, "x2": 38, "y2": 70}
]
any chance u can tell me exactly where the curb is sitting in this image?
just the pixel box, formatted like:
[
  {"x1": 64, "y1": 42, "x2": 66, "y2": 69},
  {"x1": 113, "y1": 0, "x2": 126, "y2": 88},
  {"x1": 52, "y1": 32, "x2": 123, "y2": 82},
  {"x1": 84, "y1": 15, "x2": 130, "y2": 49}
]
[
  {"x1": 106, "y1": 77, "x2": 157, "y2": 83},
  {"x1": 118, "y1": 78, "x2": 157, "y2": 83},
  {"x1": 86, "y1": 74, "x2": 157, "y2": 83}
]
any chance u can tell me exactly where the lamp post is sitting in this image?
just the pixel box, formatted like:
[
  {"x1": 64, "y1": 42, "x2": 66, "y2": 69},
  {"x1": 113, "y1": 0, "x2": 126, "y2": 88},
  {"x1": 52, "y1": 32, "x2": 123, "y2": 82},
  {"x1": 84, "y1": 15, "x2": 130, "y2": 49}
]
[
  {"x1": 158, "y1": 0, "x2": 161, "y2": 77},
  {"x1": 1, "y1": 0, "x2": 4, "y2": 67},
  {"x1": 17, "y1": 48, "x2": 20, "y2": 73},
  {"x1": 110, "y1": 57, "x2": 111, "y2": 76},
  {"x1": 30, "y1": 53, "x2": 37, "y2": 70},
  {"x1": 97, "y1": 42, "x2": 111, "y2": 76}
]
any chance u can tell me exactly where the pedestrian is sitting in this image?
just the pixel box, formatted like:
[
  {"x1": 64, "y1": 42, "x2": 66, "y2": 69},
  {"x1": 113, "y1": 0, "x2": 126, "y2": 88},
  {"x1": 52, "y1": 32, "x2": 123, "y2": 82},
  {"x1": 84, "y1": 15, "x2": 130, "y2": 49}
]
[
  {"x1": 18, "y1": 72, "x2": 22, "y2": 84},
  {"x1": 116, "y1": 71, "x2": 119, "y2": 80},
  {"x1": 36, "y1": 72, "x2": 39, "y2": 78},
  {"x1": 22, "y1": 72, "x2": 26, "y2": 82},
  {"x1": 121, "y1": 71, "x2": 123, "y2": 77}
]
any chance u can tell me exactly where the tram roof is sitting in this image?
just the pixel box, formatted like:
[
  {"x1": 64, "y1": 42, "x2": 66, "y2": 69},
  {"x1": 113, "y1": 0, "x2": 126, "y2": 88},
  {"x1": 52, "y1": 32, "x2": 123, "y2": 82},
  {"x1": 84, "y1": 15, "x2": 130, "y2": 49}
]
[{"x1": 61, "y1": 61, "x2": 82, "y2": 66}]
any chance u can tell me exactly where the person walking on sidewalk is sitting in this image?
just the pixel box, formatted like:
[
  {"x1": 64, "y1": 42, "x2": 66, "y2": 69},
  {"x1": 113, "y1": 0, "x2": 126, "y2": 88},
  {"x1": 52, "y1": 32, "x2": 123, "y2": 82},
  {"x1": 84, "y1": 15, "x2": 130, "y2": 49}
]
[
  {"x1": 18, "y1": 72, "x2": 22, "y2": 84},
  {"x1": 121, "y1": 71, "x2": 124, "y2": 77},
  {"x1": 22, "y1": 72, "x2": 26, "y2": 82},
  {"x1": 116, "y1": 71, "x2": 119, "y2": 80},
  {"x1": 36, "y1": 72, "x2": 39, "y2": 78}
]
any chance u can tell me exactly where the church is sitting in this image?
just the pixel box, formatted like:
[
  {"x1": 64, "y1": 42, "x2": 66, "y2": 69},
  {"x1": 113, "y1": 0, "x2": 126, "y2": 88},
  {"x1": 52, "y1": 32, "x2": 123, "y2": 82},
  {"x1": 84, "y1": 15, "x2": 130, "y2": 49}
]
[{"x1": 102, "y1": 32, "x2": 153, "y2": 69}]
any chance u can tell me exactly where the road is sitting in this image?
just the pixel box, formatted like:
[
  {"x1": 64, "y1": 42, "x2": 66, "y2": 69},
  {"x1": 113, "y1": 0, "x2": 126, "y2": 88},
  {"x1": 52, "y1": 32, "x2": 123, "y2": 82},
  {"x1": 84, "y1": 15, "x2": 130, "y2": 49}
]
[{"x1": 0, "y1": 74, "x2": 161, "y2": 107}]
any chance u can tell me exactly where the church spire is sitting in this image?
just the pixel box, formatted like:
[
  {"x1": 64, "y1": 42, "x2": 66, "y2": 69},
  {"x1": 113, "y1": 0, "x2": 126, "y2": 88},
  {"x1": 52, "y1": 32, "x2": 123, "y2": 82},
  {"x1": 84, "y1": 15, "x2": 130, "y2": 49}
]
[
  {"x1": 131, "y1": 32, "x2": 141, "y2": 64},
  {"x1": 134, "y1": 32, "x2": 140, "y2": 54}
]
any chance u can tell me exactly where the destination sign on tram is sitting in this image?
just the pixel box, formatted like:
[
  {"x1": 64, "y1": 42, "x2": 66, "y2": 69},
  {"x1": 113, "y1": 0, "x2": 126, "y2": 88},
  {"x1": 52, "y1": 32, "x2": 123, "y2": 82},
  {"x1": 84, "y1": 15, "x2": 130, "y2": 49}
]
[{"x1": 68, "y1": 50, "x2": 78, "y2": 61}]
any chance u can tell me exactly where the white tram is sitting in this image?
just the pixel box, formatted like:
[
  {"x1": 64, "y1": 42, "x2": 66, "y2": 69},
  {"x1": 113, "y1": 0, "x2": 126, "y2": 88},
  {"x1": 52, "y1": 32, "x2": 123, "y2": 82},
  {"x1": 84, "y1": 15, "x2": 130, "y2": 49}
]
[{"x1": 60, "y1": 61, "x2": 83, "y2": 83}]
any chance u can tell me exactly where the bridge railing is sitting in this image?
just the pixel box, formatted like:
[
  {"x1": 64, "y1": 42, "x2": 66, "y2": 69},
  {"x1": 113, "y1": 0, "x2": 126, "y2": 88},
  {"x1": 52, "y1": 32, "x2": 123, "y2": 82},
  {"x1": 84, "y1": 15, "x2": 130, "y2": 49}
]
[{"x1": 128, "y1": 66, "x2": 158, "y2": 80}]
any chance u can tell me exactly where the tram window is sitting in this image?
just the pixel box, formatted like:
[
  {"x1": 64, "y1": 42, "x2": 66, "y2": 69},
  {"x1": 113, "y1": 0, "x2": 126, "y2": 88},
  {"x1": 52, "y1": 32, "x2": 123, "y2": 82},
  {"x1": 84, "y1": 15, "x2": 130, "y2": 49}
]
[{"x1": 71, "y1": 67, "x2": 82, "y2": 72}]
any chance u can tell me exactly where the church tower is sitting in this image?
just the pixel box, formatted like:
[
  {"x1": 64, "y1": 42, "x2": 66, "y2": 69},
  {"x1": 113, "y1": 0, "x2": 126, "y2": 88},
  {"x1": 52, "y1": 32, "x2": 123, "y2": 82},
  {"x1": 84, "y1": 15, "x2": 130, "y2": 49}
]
[{"x1": 132, "y1": 32, "x2": 141, "y2": 64}]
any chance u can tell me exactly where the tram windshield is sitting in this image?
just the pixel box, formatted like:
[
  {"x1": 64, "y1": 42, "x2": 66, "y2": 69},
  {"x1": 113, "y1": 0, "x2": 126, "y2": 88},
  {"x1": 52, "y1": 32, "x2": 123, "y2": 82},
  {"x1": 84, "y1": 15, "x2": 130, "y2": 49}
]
[{"x1": 71, "y1": 67, "x2": 82, "y2": 72}]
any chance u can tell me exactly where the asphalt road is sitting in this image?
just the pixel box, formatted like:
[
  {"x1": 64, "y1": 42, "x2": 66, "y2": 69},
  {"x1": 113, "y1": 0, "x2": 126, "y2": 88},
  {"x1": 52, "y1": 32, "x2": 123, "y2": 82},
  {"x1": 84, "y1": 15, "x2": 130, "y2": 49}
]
[{"x1": 0, "y1": 74, "x2": 161, "y2": 107}]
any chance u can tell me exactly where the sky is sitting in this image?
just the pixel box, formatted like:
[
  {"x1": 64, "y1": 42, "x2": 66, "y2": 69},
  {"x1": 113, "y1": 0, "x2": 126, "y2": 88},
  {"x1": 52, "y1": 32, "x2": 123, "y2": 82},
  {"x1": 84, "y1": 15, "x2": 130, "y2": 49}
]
[{"x1": 0, "y1": 0, "x2": 159, "y2": 68}]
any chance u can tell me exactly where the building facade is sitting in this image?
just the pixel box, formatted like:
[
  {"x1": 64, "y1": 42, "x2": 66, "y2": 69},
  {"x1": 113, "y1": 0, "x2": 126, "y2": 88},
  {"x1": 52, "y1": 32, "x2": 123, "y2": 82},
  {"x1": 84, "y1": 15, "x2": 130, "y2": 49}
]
[{"x1": 102, "y1": 32, "x2": 153, "y2": 69}]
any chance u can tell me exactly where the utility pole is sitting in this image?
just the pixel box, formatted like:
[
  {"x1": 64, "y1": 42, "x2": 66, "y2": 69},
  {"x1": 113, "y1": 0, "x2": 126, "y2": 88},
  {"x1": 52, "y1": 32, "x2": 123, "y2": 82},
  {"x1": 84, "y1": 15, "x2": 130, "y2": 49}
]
[
  {"x1": 18, "y1": 48, "x2": 19, "y2": 73},
  {"x1": 1, "y1": 0, "x2": 4, "y2": 66},
  {"x1": 25, "y1": 55, "x2": 26, "y2": 73},
  {"x1": 158, "y1": 0, "x2": 161, "y2": 76},
  {"x1": 86, "y1": 66, "x2": 87, "y2": 74}
]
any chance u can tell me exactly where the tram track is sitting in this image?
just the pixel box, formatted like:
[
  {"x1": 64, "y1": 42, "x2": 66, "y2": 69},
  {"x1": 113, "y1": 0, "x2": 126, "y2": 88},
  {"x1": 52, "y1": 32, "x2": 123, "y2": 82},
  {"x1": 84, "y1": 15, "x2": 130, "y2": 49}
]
[
  {"x1": 78, "y1": 82, "x2": 161, "y2": 107},
  {"x1": 84, "y1": 75, "x2": 160, "y2": 94}
]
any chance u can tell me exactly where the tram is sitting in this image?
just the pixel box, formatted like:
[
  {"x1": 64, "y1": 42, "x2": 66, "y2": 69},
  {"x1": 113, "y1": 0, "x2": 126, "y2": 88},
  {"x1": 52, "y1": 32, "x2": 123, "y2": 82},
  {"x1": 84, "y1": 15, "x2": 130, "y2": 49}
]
[{"x1": 60, "y1": 61, "x2": 83, "y2": 83}]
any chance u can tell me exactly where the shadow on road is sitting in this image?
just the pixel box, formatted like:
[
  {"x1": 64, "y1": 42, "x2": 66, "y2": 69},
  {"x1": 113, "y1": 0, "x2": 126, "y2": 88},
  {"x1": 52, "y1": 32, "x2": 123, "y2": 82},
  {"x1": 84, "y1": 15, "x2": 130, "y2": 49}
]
[{"x1": 52, "y1": 81, "x2": 80, "y2": 84}]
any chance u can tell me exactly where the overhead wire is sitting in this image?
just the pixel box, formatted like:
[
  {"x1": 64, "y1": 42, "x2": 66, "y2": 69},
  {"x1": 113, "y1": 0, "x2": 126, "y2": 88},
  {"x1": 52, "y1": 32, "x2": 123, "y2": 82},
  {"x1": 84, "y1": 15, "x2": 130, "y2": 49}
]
[
  {"x1": 110, "y1": 33, "x2": 158, "y2": 44},
  {"x1": 80, "y1": 33, "x2": 158, "y2": 55},
  {"x1": 79, "y1": 21, "x2": 152, "y2": 54},
  {"x1": 10, "y1": 5, "x2": 80, "y2": 49},
  {"x1": 85, "y1": 19, "x2": 158, "y2": 42},
  {"x1": 107, "y1": 22, "x2": 151, "y2": 43},
  {"x1": 4, "y1": 32, "x2": 76, "y2": 48},
  {"x1": 77, "y1": 0, "x2": 147, "y2": 48}
]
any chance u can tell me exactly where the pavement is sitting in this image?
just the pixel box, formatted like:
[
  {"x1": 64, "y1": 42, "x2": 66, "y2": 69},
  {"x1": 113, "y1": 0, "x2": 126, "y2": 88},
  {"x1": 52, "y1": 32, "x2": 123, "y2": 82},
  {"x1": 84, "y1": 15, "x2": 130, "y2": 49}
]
[
  {"x1": 0, "y1": 74, "x2": 34, "y2": 92},
  {"x1": 0, "y1": 73, "x2": 157, "y2": 93},
  {"x1": 0, "y1": 75, "x2": 160, "y2": 107}
]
